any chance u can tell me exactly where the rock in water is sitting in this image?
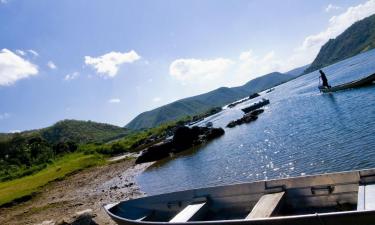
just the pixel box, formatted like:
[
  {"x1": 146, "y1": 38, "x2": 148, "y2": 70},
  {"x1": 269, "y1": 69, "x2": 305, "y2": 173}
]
[{"x1": 136, "y1": 126, "x2": 225, "y2": 164}]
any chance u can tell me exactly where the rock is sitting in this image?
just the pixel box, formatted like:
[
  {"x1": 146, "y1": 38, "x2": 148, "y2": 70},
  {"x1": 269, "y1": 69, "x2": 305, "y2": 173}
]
[
  {"x1": 124, "y1": 182, "x2": 134, "y2": 187},
  {"x1": 249, "y1": 92, "x2": 260, "y2": 99},
  {"x1": 56, "y1": 209, "x2": 98, "y2": 225},
  {"x1": 37, "y1": 221, "x2": 54, "y2": 225},
  {"x1": 76, "y1": 209, "x2": 93, "y2": 216},
  {"x1": 135, "y1": 141, "x2": 174, "y2": 164},
  {"x1": 250, "y1": 109, "x2": 264, "y2": 116},
  {"x1": 226, "y1": 109, "x2": 264, "y2": 128},
  {"x1": 136, "y1": 126, "x2": 225, "y2": 164}
]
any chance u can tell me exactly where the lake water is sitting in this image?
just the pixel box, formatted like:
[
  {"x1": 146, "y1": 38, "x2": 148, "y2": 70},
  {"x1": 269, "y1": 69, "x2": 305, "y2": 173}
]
[{"x1": 137, "y1": 49, "x2": 375, "y2": 195}]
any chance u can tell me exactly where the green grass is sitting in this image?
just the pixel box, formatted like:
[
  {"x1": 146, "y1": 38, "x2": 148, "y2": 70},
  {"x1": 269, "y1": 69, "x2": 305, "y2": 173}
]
[{"x1": 0, "y1": 152, "x2": 105, "y2": 206}]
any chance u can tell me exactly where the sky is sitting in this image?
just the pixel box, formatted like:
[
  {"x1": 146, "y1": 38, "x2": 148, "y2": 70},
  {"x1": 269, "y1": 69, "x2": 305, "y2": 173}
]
[{"x1": 1, "y1": 0, "x2": 375, "y2": 132}]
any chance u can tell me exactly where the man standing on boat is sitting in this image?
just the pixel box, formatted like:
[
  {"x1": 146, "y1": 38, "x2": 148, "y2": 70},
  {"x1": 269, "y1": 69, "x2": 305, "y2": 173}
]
[{"x1": 319, "y1": 70, "x2": 331, "y2": 88}]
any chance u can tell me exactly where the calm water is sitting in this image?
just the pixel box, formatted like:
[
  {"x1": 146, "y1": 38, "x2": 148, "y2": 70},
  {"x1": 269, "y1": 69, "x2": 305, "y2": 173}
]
[{"x1": 137, "y1": 49, "x2": 375, "y2": 195}]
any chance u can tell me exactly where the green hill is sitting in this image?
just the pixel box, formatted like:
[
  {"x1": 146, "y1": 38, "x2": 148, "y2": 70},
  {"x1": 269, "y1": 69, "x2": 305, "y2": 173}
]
[
  {"x1": 40, "y1": 119, "x2": 129, "y2": 144},
  {"x1": 305, "y1": 14, "x2": 375, "y2": 73},
  {"x1": 126, "y1": 72, "x2": 298, "y2": 130},
  {"x1": 1, "y1": 120, "x2": 129, "y2": 145}
]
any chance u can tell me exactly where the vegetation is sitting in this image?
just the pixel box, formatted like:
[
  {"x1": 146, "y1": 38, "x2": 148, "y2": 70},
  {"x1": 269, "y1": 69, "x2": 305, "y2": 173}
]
[
  {"x1": 0, "y1": 152, "x2": 104, "y2": 206},
  {"x1": 0, "y1": 117, "x2": 187, "y2": 181},
  {"x1": 0, "y1": 133, "x2": 77, "y2": 181},
  {"x1": 40, "y1": 119, "x2": 129, "y2": 144},
  {"x1": 126, "y1": 72, "x2": 298, "y2": 130},
  {"x1": 305, "y1": 14, "x2": 375, "y2": 73},
  {"x1": 0, "y1": 120, "x2": 130, "y2": 181},
  {"x1": 80, "y1": 118, "x2": 188, "y2": 156},
  {"x1": 0, "y1": 117, "x2": 188, "y2": 206}
]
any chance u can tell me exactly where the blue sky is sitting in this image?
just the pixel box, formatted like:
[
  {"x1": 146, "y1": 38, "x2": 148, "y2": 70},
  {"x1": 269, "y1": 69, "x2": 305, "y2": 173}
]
[{"x1": 0, "y1": 0, "x2": 374, "y2": 132}]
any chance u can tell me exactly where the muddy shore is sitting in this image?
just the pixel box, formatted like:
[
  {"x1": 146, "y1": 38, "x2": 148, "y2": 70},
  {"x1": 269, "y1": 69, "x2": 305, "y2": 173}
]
[{"x1": 0, "y1": 158, "x2": 153, "y2": 225}]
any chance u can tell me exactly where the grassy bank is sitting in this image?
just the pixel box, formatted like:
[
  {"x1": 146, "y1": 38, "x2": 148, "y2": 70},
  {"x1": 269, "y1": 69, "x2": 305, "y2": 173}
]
[
  {"x1": 0, "y1": 117, "x2": 191, "y2": 207},
  {"x1": 0, "y1": 152, "x2": 105, "y2": 206}
]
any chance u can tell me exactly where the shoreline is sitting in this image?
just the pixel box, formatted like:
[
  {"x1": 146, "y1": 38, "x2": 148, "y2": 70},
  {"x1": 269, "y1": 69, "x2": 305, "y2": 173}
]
[{"x1": 0, "y1": 158, "x2": 153, "y2": 225}]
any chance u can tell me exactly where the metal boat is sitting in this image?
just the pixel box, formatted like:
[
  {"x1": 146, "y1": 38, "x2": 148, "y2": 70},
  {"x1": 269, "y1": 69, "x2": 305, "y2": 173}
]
[
  {"x1": 104, "y1": 168, "x2": 375, "y2": 225},
  {"x1": 319, "y1": 73, "x2": 375, "y2": 93}
]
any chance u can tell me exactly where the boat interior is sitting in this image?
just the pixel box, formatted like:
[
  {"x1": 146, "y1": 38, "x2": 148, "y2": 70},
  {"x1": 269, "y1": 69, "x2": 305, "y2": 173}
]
[{"x1": 106, "y1": 169, "x2": 375, "y2": 224}]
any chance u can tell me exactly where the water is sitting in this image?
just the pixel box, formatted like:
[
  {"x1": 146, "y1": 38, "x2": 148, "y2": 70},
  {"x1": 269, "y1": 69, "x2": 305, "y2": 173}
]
[{"x1": 137, "y1": 49, "x2": 375, "y2": 195}]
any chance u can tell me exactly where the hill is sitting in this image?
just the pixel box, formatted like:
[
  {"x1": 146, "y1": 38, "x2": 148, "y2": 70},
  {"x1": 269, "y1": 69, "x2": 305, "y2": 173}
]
[
  {"x1": 40, "y1": 119, "x2": 129, "y2": 144},
  {"x1": 305, "y1": 14, "x2": 375, "y2": 73},
  {"x1": 1, "y1": 120, "x2": 129, "y2": 145},
  {"x1": 126, "y1": 72, "x2": 298, "y2": 130},
  {"x1": 286, "y1": 64, "x2": 310, "y2": 77}
]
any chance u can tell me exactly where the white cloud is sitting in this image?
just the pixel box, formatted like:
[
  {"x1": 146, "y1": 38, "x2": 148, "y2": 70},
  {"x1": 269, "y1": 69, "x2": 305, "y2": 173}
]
[
  {"x1": 169, "y1": 58, "x2": 234, "y2": 83},
  {"x1": 169, "y1": 52, "x2": 288, "y2": 88},
  {"x1": 15, "y1": 50, "x2": 26, "y2": 56},
  {"x1": 236, "y1": 50, "x2": 284, "y2": 83},
  {"x1": 47, "y1": 61, "x2": 57, "y2": 69},
  {"x1": 237, "y1": 3, "x2": 375, "y2": 80},
  {"x1": 108, "y1": 98, "x2": 121, "y2": 103},
  {"x1": 84, "y1": 50, "x2": 141, "y2": 77},
  {"x1": 299, "y1": 0, "x2": 375, "y2": 57},
  {"x1": 152, "y1": 97, "x2": 161, "y2": 102},
  {"x1": 0, "y1": 112, "x2": 10, "y2": 120},
  {"x1": 9, "y1": 130, "x2": 21, "y2": 133},
  {"x1": 325, "y1": 4, "x2": 341, "y2": 13},
  {"x1": 28, "y1": 49, "x2": 39, "y2": 57},
  {"x1": 169, "y1": 1, "x2": 375, "y2": 92},
  {"x1": 64, "y1": 72, "x2": 79, "y2": 81},
  {"x1": 0, "y1": 49, "x2": 38, "y2": 86}
]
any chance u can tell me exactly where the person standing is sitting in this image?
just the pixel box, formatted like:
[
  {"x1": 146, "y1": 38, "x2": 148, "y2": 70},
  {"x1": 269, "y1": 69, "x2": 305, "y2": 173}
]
[{"x1": 319, "y1": 70, "x2": 331, "y2": 88}]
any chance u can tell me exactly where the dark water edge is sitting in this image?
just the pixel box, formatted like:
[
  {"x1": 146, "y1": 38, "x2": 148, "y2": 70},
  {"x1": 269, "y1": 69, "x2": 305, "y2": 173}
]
[{"x1": 137, "y1": 49, "x2": 375, "y2": 196}]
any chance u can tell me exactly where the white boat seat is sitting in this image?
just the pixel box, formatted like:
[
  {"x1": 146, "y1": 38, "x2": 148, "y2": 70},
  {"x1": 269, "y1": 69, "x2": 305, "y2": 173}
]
[
  {"x1": 357, "y1": 184, "x2": 375, "y2": 210},
  {"x1": 170, "y1": 201, "x2": 206, "y2": 223},
  {"x1": 246, "y1": 191, "x2": 285, "y2": 219}
]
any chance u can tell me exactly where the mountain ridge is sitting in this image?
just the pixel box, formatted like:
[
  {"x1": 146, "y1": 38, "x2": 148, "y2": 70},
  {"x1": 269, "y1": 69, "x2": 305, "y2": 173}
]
[
  {"x1": 305, "y1": 14, "x2": 375, "y2": 73},
  {"x1": 126, "y1": 71, "x2": 302, "y2": 130},
  {"x1": 0, "y1": 119, "x2": 129, "y2": 145}
]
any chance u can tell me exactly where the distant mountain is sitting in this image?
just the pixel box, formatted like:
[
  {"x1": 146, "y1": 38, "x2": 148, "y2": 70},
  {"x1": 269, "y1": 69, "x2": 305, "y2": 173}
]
[
  {"x1": 1, "y1": 120, "x2": 129, "y2": 145},
  {"x1": 286, "y1": 64, "x2": 310, "y2": 77},
  {"x1": 126, "y1": 72, "x2": 297, "y2": 130},
  {"x1": 305, "y1": 14, "x2": 375, "y2": 73}
]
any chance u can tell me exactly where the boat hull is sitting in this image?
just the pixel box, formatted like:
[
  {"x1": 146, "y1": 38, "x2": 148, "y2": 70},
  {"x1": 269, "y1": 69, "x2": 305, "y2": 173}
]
[
  {"x1": 104, "y1": 168, "x2": 375, "y2": 225},
  {"x1": 105, "y1": 209, "x2": 375, "y2": 225},
  {"x1": 319, "y1": 73, "x2": 375, "y2": 93}
]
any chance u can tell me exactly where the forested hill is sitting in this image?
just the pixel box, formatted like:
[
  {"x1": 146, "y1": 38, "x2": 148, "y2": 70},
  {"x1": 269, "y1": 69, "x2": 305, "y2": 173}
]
[
  {"x1": 1, "y1": 119, "x2": 129, "y2": 145},
  {"x1": 305, "y1": 14, "x2": 375, "y2": 73},
  {"x1": 126, "y1": 71, "x2": 300, "y2": 130}
]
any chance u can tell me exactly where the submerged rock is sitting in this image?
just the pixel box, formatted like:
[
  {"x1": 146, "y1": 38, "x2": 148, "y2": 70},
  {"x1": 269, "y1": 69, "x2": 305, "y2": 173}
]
[
  {"x1": 136, "y1": 126, "x2": 225, "y2": 164},
  {"x1": 249, "y1": 92, "x2": 260, "y2": 99},
  {"x1": 226, "y1": 109, "x2": 264, "y2": 128}
]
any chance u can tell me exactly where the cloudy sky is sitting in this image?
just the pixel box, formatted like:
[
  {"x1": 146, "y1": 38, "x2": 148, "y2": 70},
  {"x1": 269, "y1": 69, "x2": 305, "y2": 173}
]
[{"x1": 1, "y1": 0, "x2": 375, "y2": 132}]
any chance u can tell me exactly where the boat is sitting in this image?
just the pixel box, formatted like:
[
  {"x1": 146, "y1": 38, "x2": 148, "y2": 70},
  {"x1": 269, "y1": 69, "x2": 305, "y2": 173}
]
[
  {"x1": 319, "y1": 72, "x2": 375, "y2": 93},
  {"x1": 104, "y1": 168, "x2": 375, "y2": 225},
  {"x1": 241, "y1": 98, "x2": 270, "y2": 113}
]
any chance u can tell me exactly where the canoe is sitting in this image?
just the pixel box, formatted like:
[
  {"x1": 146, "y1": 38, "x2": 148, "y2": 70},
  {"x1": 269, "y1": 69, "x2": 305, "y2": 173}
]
[
  {"x1": 241, "y1": 99, "x2": 270, "y2": 113},
  {"x1": 104, "y1": 168, "x2": 375, "y2": 225},
  {"x1": 319, "y1": 73, "x2": 375, "y2": 93}
]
